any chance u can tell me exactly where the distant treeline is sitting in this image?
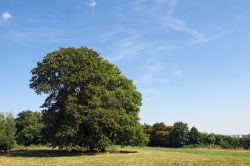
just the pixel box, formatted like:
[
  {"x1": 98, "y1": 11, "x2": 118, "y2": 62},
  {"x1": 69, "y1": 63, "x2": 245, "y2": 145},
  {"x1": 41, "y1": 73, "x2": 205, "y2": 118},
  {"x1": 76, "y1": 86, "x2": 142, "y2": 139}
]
[
  {"x1": 0, "y1": 111, "x2": 42, "y2": 152},
  {"x1": 143, "y1": 122, "x2": 250, "y2": 149},
  {"x1": 1, "y1": 111, "x2": 250, "y2": 152}
]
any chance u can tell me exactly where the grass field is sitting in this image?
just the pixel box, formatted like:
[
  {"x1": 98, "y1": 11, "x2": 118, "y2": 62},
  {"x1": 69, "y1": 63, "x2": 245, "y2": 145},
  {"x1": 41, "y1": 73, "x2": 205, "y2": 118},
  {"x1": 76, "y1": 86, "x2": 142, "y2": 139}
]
[{"x1": 1, "y1": 146, "x2": 250, "y2": 166}]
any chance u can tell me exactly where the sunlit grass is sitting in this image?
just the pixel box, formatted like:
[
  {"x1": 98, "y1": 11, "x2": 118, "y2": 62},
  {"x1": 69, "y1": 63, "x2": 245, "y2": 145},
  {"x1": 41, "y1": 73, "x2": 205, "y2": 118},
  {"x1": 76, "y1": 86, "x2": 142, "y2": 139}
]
[{"x1": 1, "y1": 146, "x2": 250, "y2": 165}]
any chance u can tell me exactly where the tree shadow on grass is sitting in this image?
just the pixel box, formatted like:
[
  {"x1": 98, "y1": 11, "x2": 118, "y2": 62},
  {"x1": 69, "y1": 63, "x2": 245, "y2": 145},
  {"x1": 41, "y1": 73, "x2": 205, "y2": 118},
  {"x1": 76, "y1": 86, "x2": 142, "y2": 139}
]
[
  {"x1": 0, "y1": 150, "x2": 96, "y2": 158},
  {"x1": 115, "y1": 150, "x2": 138, "y2": 154},
  {"x1": 0, "y1": 149, "x2": 138, "y2": 158}
]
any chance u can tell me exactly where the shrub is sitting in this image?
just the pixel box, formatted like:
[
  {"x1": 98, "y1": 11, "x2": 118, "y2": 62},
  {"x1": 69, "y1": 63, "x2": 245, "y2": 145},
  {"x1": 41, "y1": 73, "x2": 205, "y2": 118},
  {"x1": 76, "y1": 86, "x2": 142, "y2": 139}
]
[{"x1": 0, "y1": 113, "x2": 16, "y2": 152}]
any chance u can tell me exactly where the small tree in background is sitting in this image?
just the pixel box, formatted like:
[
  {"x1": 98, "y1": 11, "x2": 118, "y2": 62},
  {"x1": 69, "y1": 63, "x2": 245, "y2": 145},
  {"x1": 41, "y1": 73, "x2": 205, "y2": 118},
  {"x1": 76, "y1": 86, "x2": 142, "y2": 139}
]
[
  {"x1": 0, "y1": 113, "x2": 16, "y2": 152},
  {"x1": 207, "y1": 133, "x2": 216, "y2": 145},
  {"x1": 172, "y1": 122, "x2": 189, "y2": 147},
  {"x1": 150, "y1": 123, "x2": 166, "y2": 146},
  {"x1": 15, "y1": 110, "x2": 43, "y2": 146},
  {"x1": 188, "y1": 127, "x2": 200, "y2": 145},
  {"x1": 149, "y1": 123, "x2": 174, "y2": 147},
  {"x1": 242, "y1": 135, "x2": 250, "y2": 150}
]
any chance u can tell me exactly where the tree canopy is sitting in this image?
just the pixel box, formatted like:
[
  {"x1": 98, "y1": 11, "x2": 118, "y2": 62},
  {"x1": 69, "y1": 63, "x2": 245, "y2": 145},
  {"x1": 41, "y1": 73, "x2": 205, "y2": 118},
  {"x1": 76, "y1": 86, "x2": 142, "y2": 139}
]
[
  {"x1": 15, "y1": 110, "x2": 43, "y2": 146},
  {"x1": 188, "y1": 127, "x2": 200, "y2": 145},
  {"x1": 143, "y1": 121, "x2": 250, "y2": 149},
  {"x1": 30, "y1": 47, "x2": 148, "y2": 151},
  {"x1": 172, "y1": 122, "x2": 189, "y2": 147}
]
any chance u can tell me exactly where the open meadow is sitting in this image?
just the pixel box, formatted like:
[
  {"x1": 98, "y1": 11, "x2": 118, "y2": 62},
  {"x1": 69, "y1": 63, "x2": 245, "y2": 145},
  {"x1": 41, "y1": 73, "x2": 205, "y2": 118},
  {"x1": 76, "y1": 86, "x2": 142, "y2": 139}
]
[
  {"x1": 2, "y1": 1, "x2": 250, "y2": 166},
  {"x1": 1, "y1": 146, "x2": 250, "y2": 166}
]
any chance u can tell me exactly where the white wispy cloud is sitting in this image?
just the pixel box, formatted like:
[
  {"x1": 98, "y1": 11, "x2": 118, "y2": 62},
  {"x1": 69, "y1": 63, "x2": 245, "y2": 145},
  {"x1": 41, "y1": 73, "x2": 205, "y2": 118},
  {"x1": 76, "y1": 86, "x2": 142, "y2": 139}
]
[
  {"x1": 140, "y1": 88, "x2": 161, "y2": 102},
  {"x1": 4, "y1": 27, "x2": 85, "y2": 44},
  {"x1": 106, "y1": 37, "x2": 152, "y2": 62},
  {"x1": 104, "y1": 25, "x2": 176, "y2": 62},
  {"x1": 136, "y1": 74, "x2": 169, "y2": 85},
  {"x1": 99, "y1": 28, "x2": 128, "y2": 43},
  {"x1": 135, "y1": 62, "x2": 169, "y2": 85},
  {"x1": 164, "y1": 0, "x2": 208, "y2": 44},
  {"x1": 2, "y1": 12, "x2": 12, "y2": 21},
  {"x1": 87, "y1": 0, "x2": 96, "y2": 8},
  {"x1": 141, "y1": 88, "x2": 158, "y2": 94},
  {"x1": 132, "y1": 0, "x2": 208, "y2": 44}
]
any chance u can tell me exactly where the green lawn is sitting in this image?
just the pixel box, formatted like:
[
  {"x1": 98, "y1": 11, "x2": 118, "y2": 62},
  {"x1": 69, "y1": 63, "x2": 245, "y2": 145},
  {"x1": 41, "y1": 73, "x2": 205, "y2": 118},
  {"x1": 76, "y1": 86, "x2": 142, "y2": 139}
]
[{"x1": 1, "y1": 146, "x2": 250, "y2": 165}]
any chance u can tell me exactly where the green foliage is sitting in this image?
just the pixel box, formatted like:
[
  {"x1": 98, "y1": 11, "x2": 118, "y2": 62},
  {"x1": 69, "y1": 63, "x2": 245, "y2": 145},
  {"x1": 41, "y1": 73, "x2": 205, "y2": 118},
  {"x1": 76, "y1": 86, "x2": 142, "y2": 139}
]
[
  {"x1": 223, "y1": 136, "x2": 241, "y2": 149},
  {"x1": 15, "y1": 110, "x2": 43, "y2": 146},
  {"x1": 207, "y1": 133, "x2": 216, "y2": 145},
  {"x1": 150, "y1": 123, "x2": 166, "y2": 146},
  {"x1": 152, "y1": 123, "x2": 166, "y2": 131},
  {"x1": 172, "y1": 122, "x2": 189, "y2": 147},
  {"x1": 30, "y1": 47, "x2": 148, "y2": 151},
  {"x1": 188, "y1": 127, "x2": 200, "y2": 145},
  {"x1": 0, "y1": 113, "x2": 16, "y2": 152},
  {"x1": 199, "y1": 132, "x2": 208, "y2": 145},
  {"x1": 142, "y1": 123, "x2": 152, "y2": 136},
  {"x1": 242, "y1": 135, "x2": 250, "y2": 150},
  {"x1": 149, "y1": 123, "x2": 173, "y2": 147},
  {"x1": 144, "y1": 121, "x2": 247, "y2": 150}
]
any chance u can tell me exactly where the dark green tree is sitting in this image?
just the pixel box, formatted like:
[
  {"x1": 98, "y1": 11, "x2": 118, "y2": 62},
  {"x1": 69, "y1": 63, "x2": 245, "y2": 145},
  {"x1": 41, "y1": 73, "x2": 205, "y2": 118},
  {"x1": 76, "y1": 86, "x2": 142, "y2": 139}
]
[
  {"x1": 30, "y1": 47, "x2": 148, "y2": 151},
  {"x1": 188, "y1": 127, "x2": 200, "y2": 145},
  {"x1": 142, "y1": 123, "x2": 152, "y2": 136},
  {"x1": 242, "y1": 135, "x2": 250, "y2": 150},
  {"x1": 148, "y1": 123, "x2": 174, "y2": 147},
  {"x1": 15, "y1": 110, "x2": 43, "y2": 146},
  {"x1": 207, "y1": 133, "x2": 216, "y2": 145},
  {"x1": 0, "y1": 113, "x2": 16, "y2": 152},
  {"x1": 152, "y1": 123, "x2": 166, "y2": 132},
  {"x1": 222, "y1": 136, "x2": 241, "y2": 149},
  {"x1": 172, "y1": 122, "x2": 189, "y2": 147},
  {"x1": 150, "y1": 123, "x2": 166, "y2": 146}
]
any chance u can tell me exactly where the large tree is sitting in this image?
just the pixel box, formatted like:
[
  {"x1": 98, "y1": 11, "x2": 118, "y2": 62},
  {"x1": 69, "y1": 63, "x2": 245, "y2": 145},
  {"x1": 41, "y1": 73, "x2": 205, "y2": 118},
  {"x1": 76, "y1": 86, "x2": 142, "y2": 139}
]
[
  {"x1": 15, "y1": 110, "x2": 43, "y2": 146},
  {"x1": 30, "y1": 47, "x2": 148, "y2": 151}
]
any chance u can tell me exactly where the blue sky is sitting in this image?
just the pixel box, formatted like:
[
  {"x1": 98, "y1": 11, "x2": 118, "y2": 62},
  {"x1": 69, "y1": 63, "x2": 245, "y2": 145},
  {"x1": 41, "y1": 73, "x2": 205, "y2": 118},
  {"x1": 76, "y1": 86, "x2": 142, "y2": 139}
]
[{"x1": 1, "y1": 0, "x2": 250, "y2": 135}]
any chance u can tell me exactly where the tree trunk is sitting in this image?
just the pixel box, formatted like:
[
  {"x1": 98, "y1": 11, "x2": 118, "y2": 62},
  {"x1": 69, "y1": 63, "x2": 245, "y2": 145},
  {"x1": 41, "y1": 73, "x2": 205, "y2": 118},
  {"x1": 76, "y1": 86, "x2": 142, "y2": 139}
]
[
  {"x1": 101, "y1": 147, "x2": 106, "y2": 152},
  {"x1": 89, "y1": 146, "x2": 94, "y2": 152}
]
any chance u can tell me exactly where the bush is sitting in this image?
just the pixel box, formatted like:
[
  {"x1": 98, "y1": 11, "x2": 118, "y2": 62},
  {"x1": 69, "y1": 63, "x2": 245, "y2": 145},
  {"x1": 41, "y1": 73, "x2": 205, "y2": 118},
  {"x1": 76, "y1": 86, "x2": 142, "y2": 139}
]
[
  {"x1": 15, "y1": 110, "x2": 43, "y2": 146},
  {"x1": 0, "y1": 113, "x2": 16, "y2": 152}
]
